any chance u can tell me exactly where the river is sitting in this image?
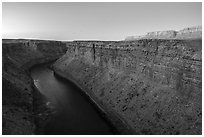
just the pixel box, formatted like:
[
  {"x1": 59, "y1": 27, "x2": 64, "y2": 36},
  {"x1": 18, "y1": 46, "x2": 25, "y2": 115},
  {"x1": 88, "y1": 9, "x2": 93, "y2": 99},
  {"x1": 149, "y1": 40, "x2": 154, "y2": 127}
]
[{"x1": 30, "y1": 63, "x2": 116, "y2": 135}]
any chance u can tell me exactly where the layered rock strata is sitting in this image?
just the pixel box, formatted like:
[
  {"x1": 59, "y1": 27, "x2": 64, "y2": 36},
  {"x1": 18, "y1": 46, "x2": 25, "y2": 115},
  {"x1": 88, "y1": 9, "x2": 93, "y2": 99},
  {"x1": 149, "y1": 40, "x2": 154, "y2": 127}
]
[
  {"x1": 125, "y1": 26, "x2": 202, "y2": 40},
  {"x1": 54, "y1": 39, "x2": 202, "y2": 134}
]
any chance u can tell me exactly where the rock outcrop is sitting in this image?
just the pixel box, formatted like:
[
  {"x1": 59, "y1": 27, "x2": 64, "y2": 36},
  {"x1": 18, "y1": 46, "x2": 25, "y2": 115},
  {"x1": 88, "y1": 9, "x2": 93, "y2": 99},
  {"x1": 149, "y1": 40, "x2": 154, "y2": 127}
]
[
  {"x1": 125, "y1": 26, "x2": 202, "y2": 40},
  {"x1": 53, "y1": 38, "x2": 202, "y2": 134},
  {"x1": 2, "y1": 39, "x2": 67, "y2": 134}
]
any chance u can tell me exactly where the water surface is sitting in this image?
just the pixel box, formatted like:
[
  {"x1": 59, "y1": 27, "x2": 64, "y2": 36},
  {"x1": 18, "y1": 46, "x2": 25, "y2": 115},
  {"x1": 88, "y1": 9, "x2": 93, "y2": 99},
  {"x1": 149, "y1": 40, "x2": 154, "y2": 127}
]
[{"x1": 30, "y1": 63, "x2": 115, "y2": 135}]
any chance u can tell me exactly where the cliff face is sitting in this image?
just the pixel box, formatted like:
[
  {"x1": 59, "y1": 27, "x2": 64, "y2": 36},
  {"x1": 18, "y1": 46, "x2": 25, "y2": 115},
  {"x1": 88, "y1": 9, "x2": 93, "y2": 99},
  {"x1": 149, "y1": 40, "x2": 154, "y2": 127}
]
[
  {"x1": 2, "y1": 39, "x2": 67, "y2": 134},
  {"x1": 125, "y1": 26, "x2": 202, "y2": 40},
  {"x1": 54, "y1": 39, "x2": 202, "y2": 134}
]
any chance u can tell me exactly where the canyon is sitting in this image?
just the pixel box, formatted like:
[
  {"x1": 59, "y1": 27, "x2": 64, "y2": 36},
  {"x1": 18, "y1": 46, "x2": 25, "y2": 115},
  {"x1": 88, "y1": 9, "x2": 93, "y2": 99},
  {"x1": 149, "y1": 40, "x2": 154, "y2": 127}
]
[{"x1": 2, "y1": 26, "x2": 202, "y2": 134}]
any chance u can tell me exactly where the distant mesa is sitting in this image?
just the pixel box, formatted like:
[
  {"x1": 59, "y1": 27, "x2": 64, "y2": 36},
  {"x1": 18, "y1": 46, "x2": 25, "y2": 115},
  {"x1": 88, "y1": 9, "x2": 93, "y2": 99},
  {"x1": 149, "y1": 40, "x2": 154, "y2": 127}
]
[{"x1": 125, "y1": 26, "x2": 202, "y2": 40}]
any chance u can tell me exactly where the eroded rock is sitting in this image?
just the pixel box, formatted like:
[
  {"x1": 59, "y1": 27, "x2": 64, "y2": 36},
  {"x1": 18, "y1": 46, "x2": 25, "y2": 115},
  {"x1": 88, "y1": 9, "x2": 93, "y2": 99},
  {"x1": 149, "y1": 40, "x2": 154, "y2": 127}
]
[{"x1": 53, "y1": 38, "x2": 202, "y2": 134}]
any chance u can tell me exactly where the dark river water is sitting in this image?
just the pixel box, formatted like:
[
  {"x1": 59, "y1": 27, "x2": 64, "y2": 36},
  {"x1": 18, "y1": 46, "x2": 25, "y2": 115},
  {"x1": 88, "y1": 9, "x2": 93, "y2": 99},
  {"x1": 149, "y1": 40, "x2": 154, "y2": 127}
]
[{"x1": 30, "y1": 63, "x2": 116, "y2": 135}]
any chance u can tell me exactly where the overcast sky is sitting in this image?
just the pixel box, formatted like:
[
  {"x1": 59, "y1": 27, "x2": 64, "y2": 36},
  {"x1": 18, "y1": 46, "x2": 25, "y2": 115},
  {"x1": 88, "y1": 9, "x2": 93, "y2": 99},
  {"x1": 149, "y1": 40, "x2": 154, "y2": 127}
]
[{"x1": 2, "y1": 2, "x2": 202, "y2": 41}]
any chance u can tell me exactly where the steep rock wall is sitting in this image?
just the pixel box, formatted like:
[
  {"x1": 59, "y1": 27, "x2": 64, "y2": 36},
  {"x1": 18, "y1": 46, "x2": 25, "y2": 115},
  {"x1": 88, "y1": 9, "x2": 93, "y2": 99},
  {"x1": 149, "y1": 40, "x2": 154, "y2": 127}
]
[
  {"x1": 53, "y1": 39, "x2": 202, "y2": 134},
  {"x1": 2, "y1": 39, "x2": 67, "y2": 134}
]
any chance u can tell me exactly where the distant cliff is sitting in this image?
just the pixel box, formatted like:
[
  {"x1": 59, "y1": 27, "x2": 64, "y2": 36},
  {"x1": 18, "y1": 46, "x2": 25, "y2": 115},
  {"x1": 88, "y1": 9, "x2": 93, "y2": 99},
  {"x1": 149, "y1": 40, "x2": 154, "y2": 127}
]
[{"x1": 125, "y1": 26, "x2": 202, "y2": 40}]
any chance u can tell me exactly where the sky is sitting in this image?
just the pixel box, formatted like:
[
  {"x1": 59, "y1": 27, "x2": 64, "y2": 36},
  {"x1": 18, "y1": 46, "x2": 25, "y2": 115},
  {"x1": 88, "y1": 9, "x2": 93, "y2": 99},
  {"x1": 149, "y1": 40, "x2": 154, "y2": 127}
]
[{"x1": 2, "y1": 2, "x2": 202, "y2": 41}]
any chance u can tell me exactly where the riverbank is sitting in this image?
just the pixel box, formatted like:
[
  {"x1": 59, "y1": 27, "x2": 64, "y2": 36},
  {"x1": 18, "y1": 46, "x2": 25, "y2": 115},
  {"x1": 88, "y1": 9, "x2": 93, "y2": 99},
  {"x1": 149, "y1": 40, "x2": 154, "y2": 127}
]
[
  {"x1": 31, "y1": 63, "x2": 119, "y2": 134},
  {"x1": 3, "y1": 60, "x2": 58, "y2": 134},
  {"x1": 53, "y1": 67, "x2": 136, "y2": 134},
  {"x1": 28, "y1": 62, "x2": 57, "y2": 134},
  {"x1": 2, "y1": 39, "x2": 67, "y2": 134}
]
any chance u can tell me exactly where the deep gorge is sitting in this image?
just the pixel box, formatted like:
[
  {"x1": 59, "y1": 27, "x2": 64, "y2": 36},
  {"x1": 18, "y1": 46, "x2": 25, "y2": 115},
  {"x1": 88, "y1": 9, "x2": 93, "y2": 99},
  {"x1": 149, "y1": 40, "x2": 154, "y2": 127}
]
[
  {"x1": 2, "y1": 37, "x2": 202, "y2": 134},
  {"x1": 30, "y1": 63, "x2": 118, "y2": 134}
]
